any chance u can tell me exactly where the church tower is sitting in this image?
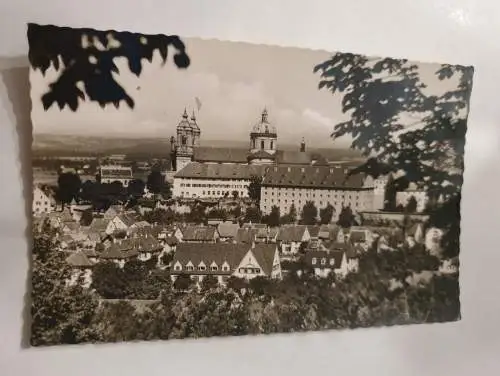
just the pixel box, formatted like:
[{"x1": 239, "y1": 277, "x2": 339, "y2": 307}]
[
  {"x1": 190, "y1": 110, "x2": 201, "y2": 147},
  {"x1": 173, "y1": 109, "x2": 195, "y2": 172},
  {"x1": 249, "y1": 108, "x2": 277, "y2": 151}
]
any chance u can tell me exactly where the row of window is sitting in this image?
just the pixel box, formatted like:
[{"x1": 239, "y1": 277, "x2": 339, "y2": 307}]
[
  {"x1": 180, "y1": 183, "x2": 246, "y2": 188},
  {"x1": 238, "y1": 267, "x2": 261, "y2": 274},
  {"x1": 174, "y1": 264, "x2": 230, "y2": 272},
  {"x1": 34, "y1": 201, "x2": 50, "y2": 206},
  {"x1": 311, "y1": 257, "x2": 335, "y2": 266},
  {"x1": 178, "y1": 190, "x2": 245, "y2": 198},
  {"x1": 264, "y1": 191, "x2": 362, "y2": 200}
]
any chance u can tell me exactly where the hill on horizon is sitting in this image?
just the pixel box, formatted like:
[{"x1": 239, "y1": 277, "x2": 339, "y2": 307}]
[{"x1": 32, "y1": 133, "x2": 363, "y2": 161}]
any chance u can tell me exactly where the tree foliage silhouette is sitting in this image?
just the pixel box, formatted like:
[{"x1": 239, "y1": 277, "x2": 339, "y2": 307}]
[
  {"x1": 300, "y1": 201, "x2": 318, "y2": 225},
  {"x1": 28, "y1": 23, "x2": 190, "y2": 111},
  {"x1": 314, "y1": 53, "x2": 473, "y2": 259},
  {"x1": 248, "y1": 175, "x2": 263, "y2": 202}
]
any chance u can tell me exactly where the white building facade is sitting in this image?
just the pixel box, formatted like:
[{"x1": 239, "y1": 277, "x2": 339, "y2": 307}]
[
  {"x1": 32, "y1": 186, "x2": 54, "y2": 216},
  {"x1": 99, "y1": 165, "x2": 133, "y2": 187},
  {"x1": 260, "y1": 166, "x2": 374, "y2": 221}
]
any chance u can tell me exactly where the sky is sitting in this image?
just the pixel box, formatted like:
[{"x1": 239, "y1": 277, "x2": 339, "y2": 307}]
[{"x1": 29, "y1": 36, "x2": 455, "y2": 148}]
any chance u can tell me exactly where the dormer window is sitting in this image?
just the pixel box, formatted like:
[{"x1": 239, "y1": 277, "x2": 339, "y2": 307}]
[
  {"x1": 312, "y1": 257, "x2": 317, "y2": 265},
  {"x1": 211, "y1": 265, "x2": 218, "y2": 271},
  {"x1": 329, "y1": 258, "x2": 335, "y2": 266},
  {"x1": 321, "y1": 258, "x2": 327, "y2": 265},
  {"x1": 175, "y1": 265, "x2": 182, "y2": 271}
]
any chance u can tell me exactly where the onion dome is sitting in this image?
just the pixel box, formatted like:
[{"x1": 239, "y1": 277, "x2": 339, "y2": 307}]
[{"x1": 177, "y1": 108, "x2": 192, "y2": 132}]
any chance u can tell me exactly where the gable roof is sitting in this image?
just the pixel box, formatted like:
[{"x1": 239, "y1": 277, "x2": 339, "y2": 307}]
[
  {"x1": 249, "y1": 244, "x2": 277, "y2": 276},
  {"x1": 217, "y1": 222, "x2": 240, "y2": 238},
  {"x1": 173, "y1": 243, "x2": 249, "y2": 274},
  {"x1": 236, "y1": 228, "x2": 257, "y2": 244},
  {"x1": 116, "y1": 213, "x2": 138, "y2": 227},
  {"x1": 277, "y1": 225, "x2": 308, "y2": 242},
  {"x1": 182, "y1": 225, "x2": 217, "y2": 241},
  {"x1": 172, "y1": 243, "x2": 277, "y2": 276}
]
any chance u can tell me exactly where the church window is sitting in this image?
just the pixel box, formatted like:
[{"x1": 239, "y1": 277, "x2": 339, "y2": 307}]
[
  {"x1": 181, "y1": 135, "x2": 187, "y2": 145},
  {"x1": 261, "y1": 140, "x2": 265, "y2": 150},
  {"x1": 253, "y1": 139, "x2": 256, "y2": 149},
  {"x1": 270, "y1": 141, "x2": 274, "y2": 150}
]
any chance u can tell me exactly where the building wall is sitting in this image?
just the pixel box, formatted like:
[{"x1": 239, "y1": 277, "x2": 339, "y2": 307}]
[
  {"x1": 173, "y1": 177, "x2": 250, "y2": 199},
  {"x1": 260, "y1": 186, "x2": 374, "y2": 220},
  {"x1": 249, "y1": 136, "x2": 277, "y2": 155},
  {"x1": 33, "y1": 187, "x2": 54, "y2": 216}
]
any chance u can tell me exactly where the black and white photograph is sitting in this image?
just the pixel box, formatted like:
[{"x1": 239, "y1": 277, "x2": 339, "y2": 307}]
[{"x1": 28, "y1": 23, "x2": 473, "y2": 347}]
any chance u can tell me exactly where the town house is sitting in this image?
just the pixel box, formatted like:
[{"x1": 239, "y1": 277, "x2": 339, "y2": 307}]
[
  {"x1": 171, "y1": 243, "x2": 282, "y2": 285},
  {"x1": 177, "y1": 225, "x2": 219, "y2": 243},
  {"x1": 276, "y1": 225, "x2": 311, "y2": 256},
  {"x1": 304, "y1": 242, "x2": 360, "y2": 279},
  {"x1": 105, "y1": 213, "x2": 138, "y2": 235}
]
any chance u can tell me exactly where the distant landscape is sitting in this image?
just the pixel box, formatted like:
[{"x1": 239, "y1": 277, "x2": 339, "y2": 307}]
[{"x1": 32, "y1": 133, "x2": 365, "y2": 162}]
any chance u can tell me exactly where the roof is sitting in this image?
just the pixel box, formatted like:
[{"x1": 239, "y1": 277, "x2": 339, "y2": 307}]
[
  {"x1": 217, "y1": 222, "x2": 240, "y2": 238},
  {"x1": 99, "y1": 239, "x2": 145, "y2": 259},
  {"x1": 181, "y1": 225, "x2": 217, "y2": 241},
  {"x1": 165, "y1": 236, "x2": 178, "y2": 246},
  {"x1": 172, "y1": 243, "x2": 277, "y2": 276},
  {"x1": 175, "y1": 162, "x2": 266, "y2": 180},
  {"x1": 173, "y1": 243, "x2": 248, "y2": 275},
  {"x1": 349, "y1": 230, "x2": 367, "y2": 243},
  {"x1": 66, "y1": 251, "x2": 94, "y2": 267},
  {"x1": 193, "y1": 147, "x2": 250, "y2": 164},
  {"x1": 304, "y1": 249, "x2": 345, "y2": 269},
  {"x1": 277, "y1": 225, "x2": 308, "y2": 242},
  {"x1": 236, "y1": 228, "x2": 257, "y2": 244},
  {"x1": 90, "y1": 218, "x2": 109, "y2": 232},
  {"x1": 307, "y1": 225, "x2": 320, "y2": 238},
  {"x1": 248, "y1": 150, "x2": 276, "y2": 161},
  {"x1": 261, "y1": 165, "x2": 366, "y2": 189},
  {"x1": 116, "y1": 213, "x2": 138, "y2": 227},
  {"x1": 249, "y1": 244, "x2": 277, "y2": 276},
  {"x1": 318, "y1": 224, "x2": 340, "y2": 240},
  {"x1": 275, "y1": 150, "x2": 313, "y2": 165}
]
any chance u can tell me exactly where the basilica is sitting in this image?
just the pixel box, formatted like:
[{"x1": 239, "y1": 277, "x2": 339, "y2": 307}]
[{"x1": 169, "y1": 108, "x2": 382, "y2": 220}]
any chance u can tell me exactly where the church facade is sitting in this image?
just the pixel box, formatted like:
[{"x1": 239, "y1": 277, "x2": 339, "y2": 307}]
[{"x1": 170, "y1": 108, "x2": 382, "y2": 219}]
